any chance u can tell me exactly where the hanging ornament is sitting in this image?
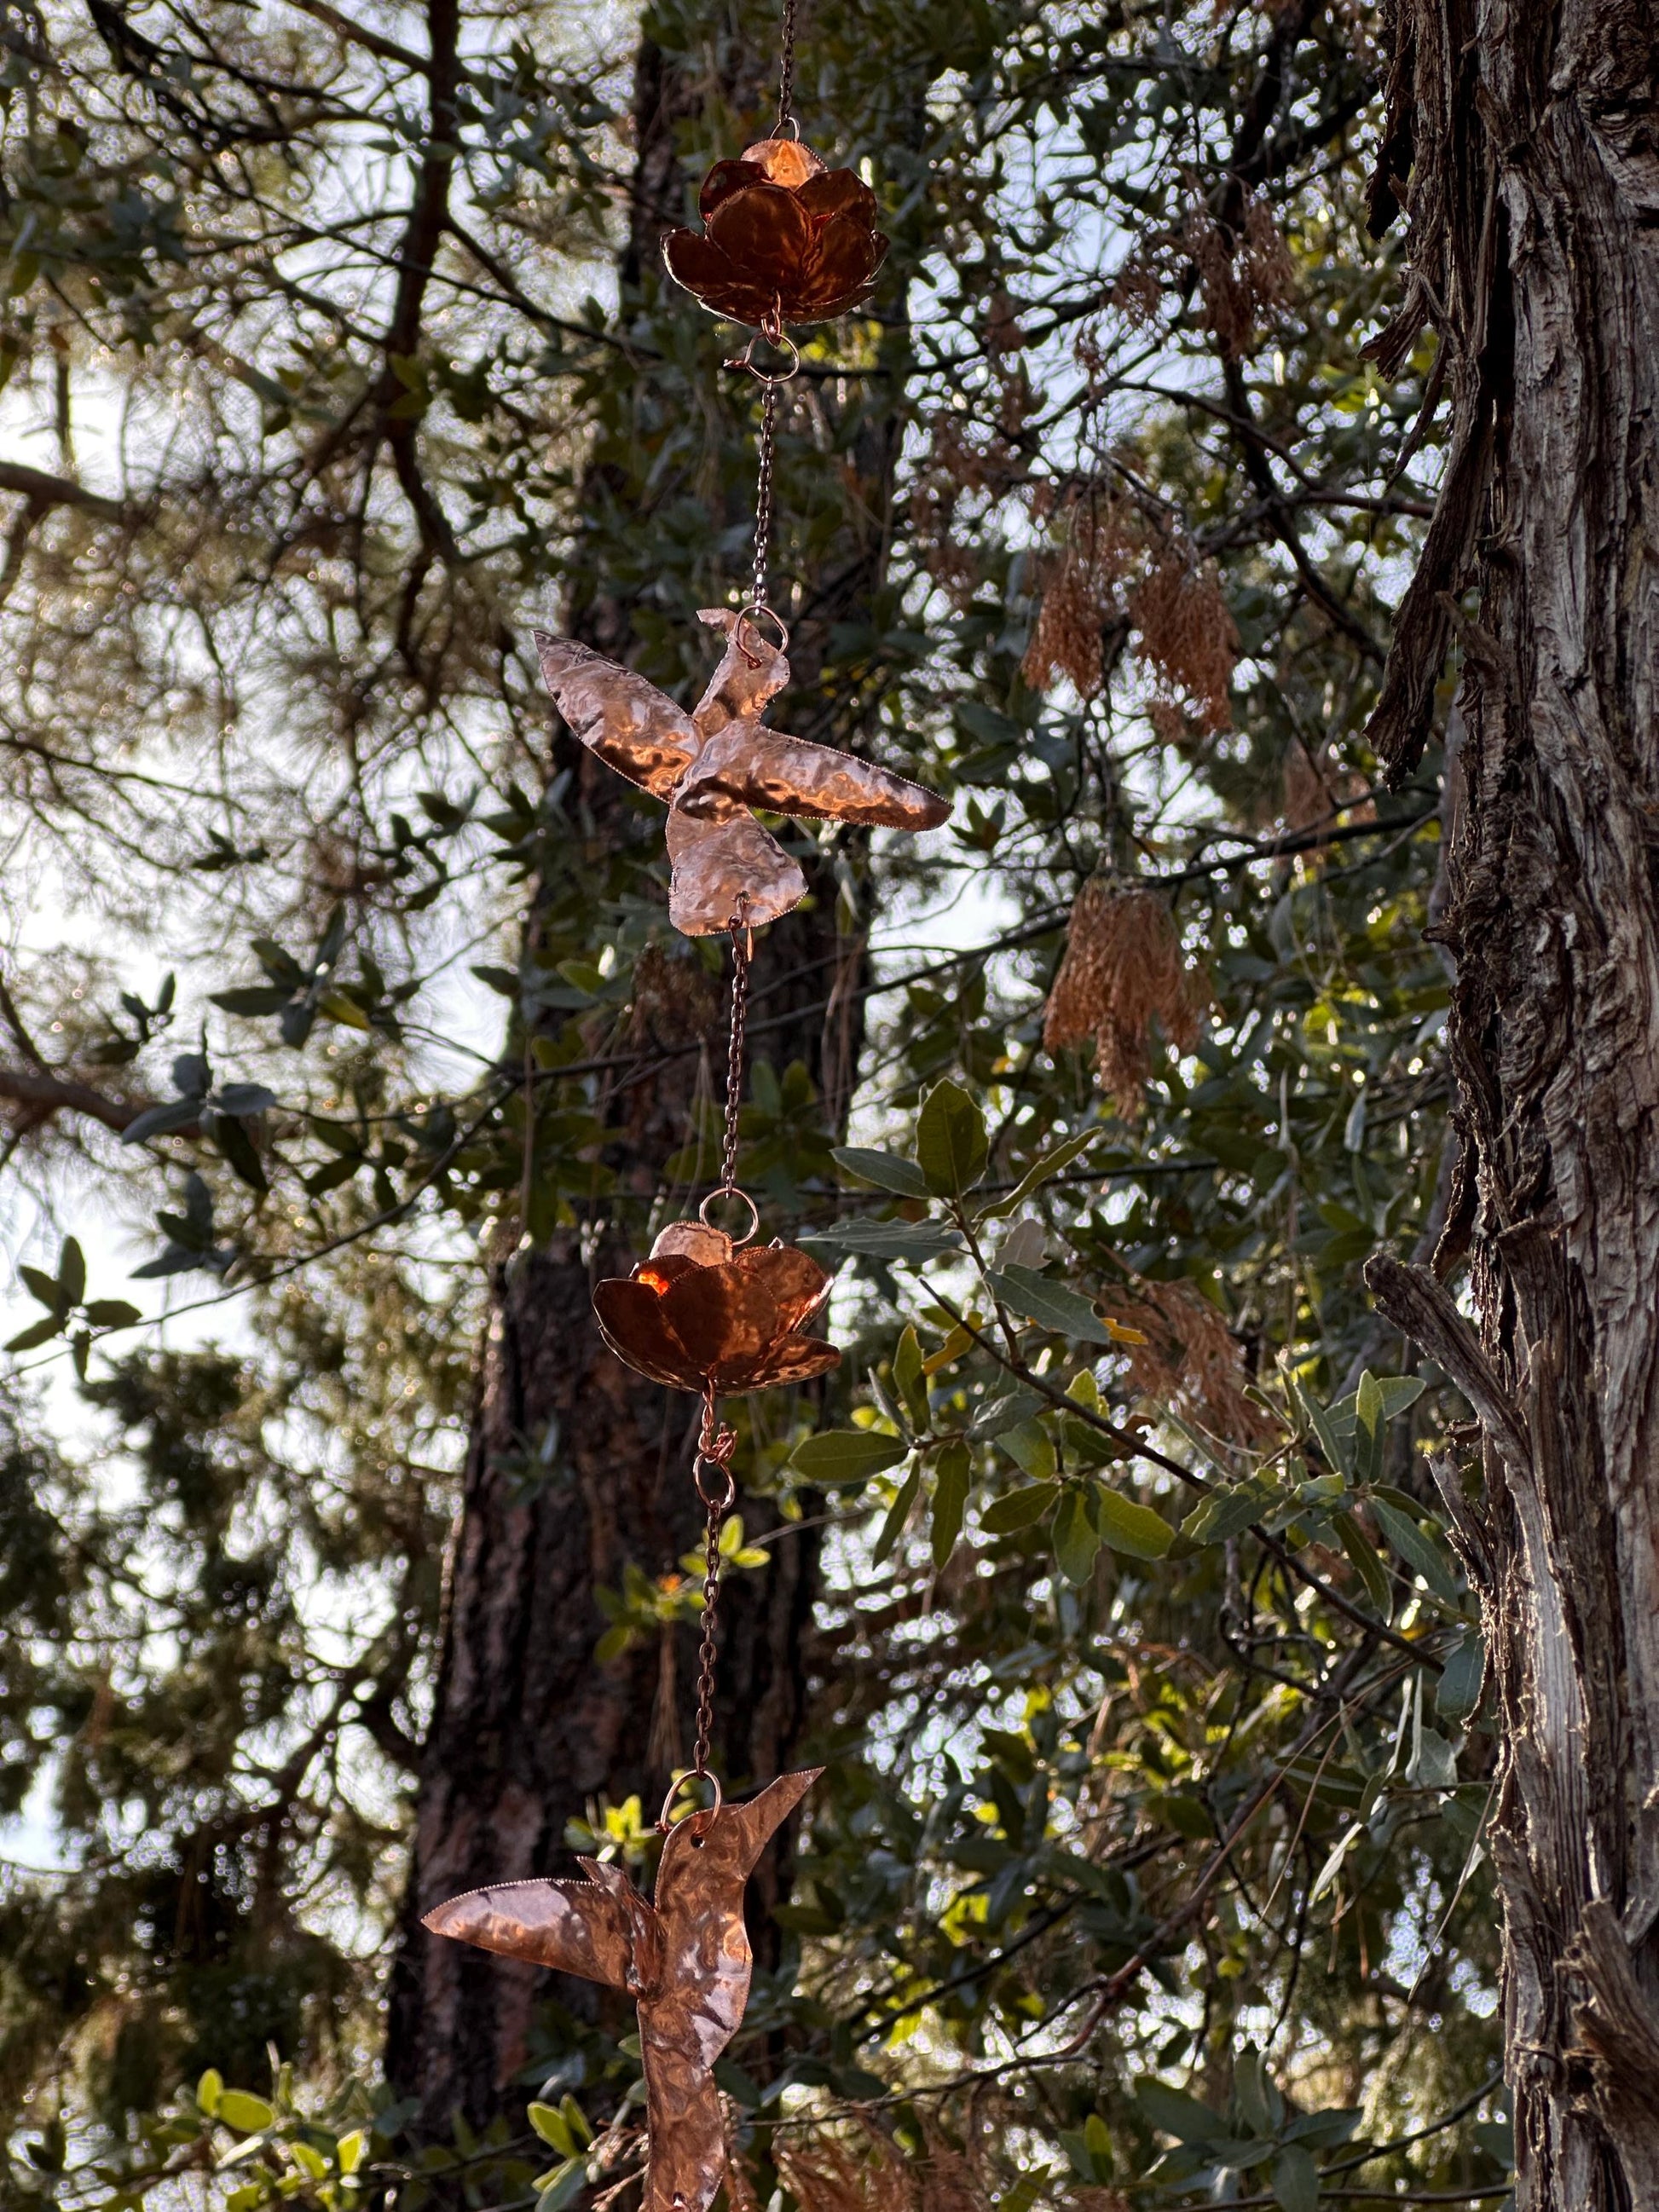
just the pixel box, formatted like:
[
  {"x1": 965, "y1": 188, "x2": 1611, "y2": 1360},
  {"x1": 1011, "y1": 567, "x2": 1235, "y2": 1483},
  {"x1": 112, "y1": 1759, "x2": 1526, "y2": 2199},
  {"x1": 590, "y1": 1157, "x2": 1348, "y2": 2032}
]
[{"x1": 431, "y1": 11, "x2": 939, "y2": 2203}]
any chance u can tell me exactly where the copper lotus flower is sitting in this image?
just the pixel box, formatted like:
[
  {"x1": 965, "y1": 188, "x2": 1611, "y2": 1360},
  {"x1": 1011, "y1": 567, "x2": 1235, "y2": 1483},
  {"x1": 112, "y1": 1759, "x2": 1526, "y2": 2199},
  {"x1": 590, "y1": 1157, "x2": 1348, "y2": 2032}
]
[
  {"x1": 593, "y1": 1220, "x2": 840, "y2": 1394},
  {"x1": 662, "y1": 135, "x2": 887, "y2": 327}
]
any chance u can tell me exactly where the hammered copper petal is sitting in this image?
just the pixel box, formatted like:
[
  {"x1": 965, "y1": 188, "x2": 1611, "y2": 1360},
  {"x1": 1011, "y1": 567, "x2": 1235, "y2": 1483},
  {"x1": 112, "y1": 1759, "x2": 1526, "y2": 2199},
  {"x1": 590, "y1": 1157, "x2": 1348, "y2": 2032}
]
[
  {"x1": 676, "y1": 722, "x2": 950, "y2": 830},
  {"x1": 697, "y1": 156, "x2": 760, "y2": 220},
  {"x1": 662, "y1": 228, "x2": 738, "y2": 295},
  {"x1": 665, "y1": 807, "x2": 806, "y2": 937},
  {"x1": 795, "y1": 167, "x2": 877, "y2": 221},
  {"x1": 706, "y1": 185, "x2": 814, "y2": 287},
  {"x1": 422, "y1": 1876, "x2": 633, "y2": 1984},
  {"x1": 736, "y1": 1334, "x2": 842, "y2": 1388},
  {"x1": 809, "y1": 211, "x2": 887, "y2": 303},
  {"x1": 731, "y1": 1243, "x2": 833, "y2": 1331},
  {"x1": 650, "y1": 1220, "x2": 735, "y2": 1267},
  {"x1": 691, "y1": 608, "x2": 789, "y2": 733},
  {"x1": 593, "y1": 1276, "x2": 702, "y2": 1391},
  {"x1": 657, "y1": 1262, "x2": 778, "y2": 1376},
  {"x1": 535, "y1": 632, "x2": 702, "y2": 800}
]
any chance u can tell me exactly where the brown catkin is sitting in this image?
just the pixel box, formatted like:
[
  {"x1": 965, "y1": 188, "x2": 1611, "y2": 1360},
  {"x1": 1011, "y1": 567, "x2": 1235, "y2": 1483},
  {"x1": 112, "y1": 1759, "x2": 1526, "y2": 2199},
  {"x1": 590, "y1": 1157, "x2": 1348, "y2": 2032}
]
[
  {"x1": 1111, "y1": 1276, "x2": 1275, "y2": 1447},
  {"x1": 1044, "y1": 881, "x2": 1207, "y2": 1113},
  {"x1": 1022, "y1": 499, "x2": 1136, "y2": 701},
  {"x1": 1129, "y1": 539, "x2": 1240, "y2": 734}
]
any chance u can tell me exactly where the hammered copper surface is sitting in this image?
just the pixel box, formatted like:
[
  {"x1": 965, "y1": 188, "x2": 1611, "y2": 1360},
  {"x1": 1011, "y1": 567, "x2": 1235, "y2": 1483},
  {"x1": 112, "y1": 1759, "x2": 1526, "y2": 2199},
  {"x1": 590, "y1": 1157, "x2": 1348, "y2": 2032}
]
[
  {"x1": 535, "y1": 608, "x2": 948, "y2": 937},
  {"x1": 422, "y1": 1770, "x2": 823, "y2": 2212},
  {"x1": 662, "y1": 136, "x2": 887, "y2": 327},
  {"x1": 592, "y1": 1234, "x2": 839, "y2": 1394}
]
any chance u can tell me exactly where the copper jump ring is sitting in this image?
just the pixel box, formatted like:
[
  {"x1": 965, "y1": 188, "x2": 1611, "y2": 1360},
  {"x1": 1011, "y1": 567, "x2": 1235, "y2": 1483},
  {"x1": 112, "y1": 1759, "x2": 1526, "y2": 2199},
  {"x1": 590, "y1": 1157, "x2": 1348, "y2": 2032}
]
[{"x1": 658, "y1": 1768, "x2": 725, "y2": 1834}]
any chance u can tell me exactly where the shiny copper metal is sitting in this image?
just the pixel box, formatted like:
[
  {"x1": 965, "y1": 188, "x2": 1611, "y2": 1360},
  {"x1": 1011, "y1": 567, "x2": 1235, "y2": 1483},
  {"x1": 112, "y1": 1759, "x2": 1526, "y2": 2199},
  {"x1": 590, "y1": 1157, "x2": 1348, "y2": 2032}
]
[
  {"x1": 423, "y1": 1769, "x2": 823, "y2": 2212},
  {"x1": 663, "y1": 136, "x2": 888, "y2": 327},
  {"x1": 592, "y1": 1219, "x2": 839, "y2": 1395},
  {"x1": 535, "y1": 609, "x2": 949, "y2": 937}
]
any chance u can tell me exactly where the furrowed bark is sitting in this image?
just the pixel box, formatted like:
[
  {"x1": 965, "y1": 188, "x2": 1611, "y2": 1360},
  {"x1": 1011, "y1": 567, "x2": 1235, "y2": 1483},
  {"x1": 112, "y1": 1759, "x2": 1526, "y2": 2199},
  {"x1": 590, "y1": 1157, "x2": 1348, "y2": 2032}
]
[{"x1": 1363, "y1": 0, "x2": 1659, "y2": 2201}]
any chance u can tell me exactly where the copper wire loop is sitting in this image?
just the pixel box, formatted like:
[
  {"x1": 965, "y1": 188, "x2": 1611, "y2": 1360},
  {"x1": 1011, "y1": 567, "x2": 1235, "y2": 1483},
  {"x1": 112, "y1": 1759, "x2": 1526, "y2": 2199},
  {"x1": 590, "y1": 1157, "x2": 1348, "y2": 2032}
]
[
  {"x1": 733, "y1": 604, "x2": 791, "y2": 660},
  {"x1": 657, "y1": 1767, "x2": 725, "y2": 1834},
  {"x1": 693, "y1": 1453, "x2": 737, "y2": 1511}
]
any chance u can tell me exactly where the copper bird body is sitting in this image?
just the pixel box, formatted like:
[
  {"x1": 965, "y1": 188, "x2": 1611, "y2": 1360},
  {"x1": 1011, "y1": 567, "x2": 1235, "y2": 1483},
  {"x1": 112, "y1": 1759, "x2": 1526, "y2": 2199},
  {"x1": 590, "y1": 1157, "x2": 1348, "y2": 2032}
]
[
  {"x1": 535, "y1": 609, "x2": 948, "y2": 936},
  {"x1": 422, "y1": 1770, "x2": 823, "y2": 2212}
]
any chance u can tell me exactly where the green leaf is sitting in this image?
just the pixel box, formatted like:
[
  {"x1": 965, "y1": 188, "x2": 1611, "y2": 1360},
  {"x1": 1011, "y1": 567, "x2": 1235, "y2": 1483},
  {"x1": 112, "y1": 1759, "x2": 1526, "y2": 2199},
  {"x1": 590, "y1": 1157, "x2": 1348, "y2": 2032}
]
[
  {"x1": 873, "y1": 1458, "x2": 921, "y2": 1564},
  {"x1": 215, "y1": 1117, "x2": 269, "y2": 1195},
  {"x1": 931, "y1": 1439, "x2": 970, "y2": 1567},
  {"x1": 790, "y1": 1429, "x2": 910, "y2": 1484},
  {"x1": 1091, "y1": 1486, "x2": 1175, "y2": 1560},
  {"x1": 1272, "y1": 2142, "x2": 1320, "y2": 2212},
  {"x1": 1332, "y1": 1510, "x2": 1393, "y2": 1618},
  {"x1": 1001, "y1": 1418, "x2": 1057, "y2": 1481},
  {"x1": 1372, "y1": 1499, "x2": 1460, "y2": 1603},
  {"x1": 1293, "y1": 1376, "x2": 1350, "y2": 1478},
  {"x1": 528, "y1": 2103, "x2": 575, "y2": 2155},
  {"x1": 121, "y1": 1097, "x2": 201, "y2": 1145},
  {"x1": 799, "y1": 1219, "x2": 962, "y2": 1263},
  {"x1": 832, "y1": 1146, "x2": 930, "y2": 1198},
  {"x1": 5, "y1": 1315, "x2": 63, "y2": 1352},
  {"x1": 990, "y1": 1264, "x2": 1113, "y2": 1343},
  {"x1": 980, "y1": 1481, "x2": 1058, "y2": 1534},
  {"x1": 893, "y1": 1325, "x2": 929, "y2": 1431},
  {"x1": 216, "y1": 2091, "x2": 275, "y2": 2134},
  {"x1": 1353, "y1": 1369, "x2": 1385, "y2": 1487},
  {"x1": 1182, "y1": 1482, "x2": 1270, "y2": 1545},
  {"x1": 58, "y1": 1237, "x2": 85, "y2": 1308},
  {"x1": 1436, "y1": 1631, "x2": 1486, "y2": 1722},
  {"x1": 18, "y1": 1264, "x2": 62, "y2": 1311},
  {"x1": 82, "y1": 1299, "x2": 142, "y2": 1329},
  {"x1": 1053, "y1": 1487, "x2": 1101, "y2": 1584},
  {"x1": 1136, "y1": 2080, "x2": 1223, "y2": 2145},
  {"x1": 195, "y1": 2070, "x2": 223, "y2": 2117},
  {"x1": 916, "y1": 1078, "x2": 988, "y2": 1196},
  {"x1": 979, "y1": 1126, "x2": 1099, "y2": 1220}
]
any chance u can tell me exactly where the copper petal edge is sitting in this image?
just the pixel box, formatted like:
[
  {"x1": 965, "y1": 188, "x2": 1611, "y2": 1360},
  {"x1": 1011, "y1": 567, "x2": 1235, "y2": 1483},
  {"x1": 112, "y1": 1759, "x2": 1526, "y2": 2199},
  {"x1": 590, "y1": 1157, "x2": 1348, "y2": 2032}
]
[
  {"x1": 420, "y1": 1877, "x2": 633, "y2": 1987},
  {"x1": 592, "y1": 1276, "x2": 705, "y2": 1391},
  {"x1": 535, "y1": 632, "x2": 701, "y2": 800}
]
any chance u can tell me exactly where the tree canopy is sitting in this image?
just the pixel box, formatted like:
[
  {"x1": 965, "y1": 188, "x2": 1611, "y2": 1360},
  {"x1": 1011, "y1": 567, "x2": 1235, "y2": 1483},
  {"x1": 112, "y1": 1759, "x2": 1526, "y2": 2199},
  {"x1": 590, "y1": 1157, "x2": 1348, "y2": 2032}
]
[{"x1": 0, "y1": 2, "x2": 1517, "y2": 2208}]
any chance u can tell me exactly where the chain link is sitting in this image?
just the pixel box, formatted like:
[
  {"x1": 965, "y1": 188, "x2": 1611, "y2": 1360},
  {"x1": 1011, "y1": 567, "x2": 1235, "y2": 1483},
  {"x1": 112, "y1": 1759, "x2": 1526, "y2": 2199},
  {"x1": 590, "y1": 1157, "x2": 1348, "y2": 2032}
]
[
  {"x1": 720, "y1": 901, "x2": 752, "y2": 1198},
  {"x1": 690, "y1": 1388, "x2": 737, "y2": 1784},
  {"x1": 748, "y1": 374, "x2": 780, "y2": 627},
  {"x1": 777, "y1": 0, "x2": 798, "y2": 131}
]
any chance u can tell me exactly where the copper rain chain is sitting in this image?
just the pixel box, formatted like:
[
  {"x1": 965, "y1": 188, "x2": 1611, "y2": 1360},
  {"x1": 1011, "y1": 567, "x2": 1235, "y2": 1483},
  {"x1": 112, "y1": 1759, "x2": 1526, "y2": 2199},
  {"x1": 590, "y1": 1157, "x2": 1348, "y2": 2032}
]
[{"x1": 423, "y1": 9, "x2": 948, "y2": 2204}]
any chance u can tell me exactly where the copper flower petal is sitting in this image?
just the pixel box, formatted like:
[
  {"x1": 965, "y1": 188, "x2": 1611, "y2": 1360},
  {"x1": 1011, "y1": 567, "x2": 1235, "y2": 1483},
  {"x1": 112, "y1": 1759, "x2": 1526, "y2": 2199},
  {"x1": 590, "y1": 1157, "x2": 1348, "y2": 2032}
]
[
  {"x1": 593, "y1": 1276, "x2": 703, "y2": 1392},
  {"x1": 650, "y1": 1221, "x2": 734, "y2": 1267},
  {"x1": 728, "y1": 1334, "x2": 842, "y2": 1389},
  {"x1": 666, "y1": 806, "x2": 807, "y2": 936},
  {"x1": 808, "y1": 212, "x2": 887, "y2": 303},
  {"x1": 705, "y1": 185, "x2": 815, "y2": 287},
  {"x1": 656, "y1": 1262, "x2": 781, "y2": 1376},
  {"x1": 730, "y1": 1243, "x2": 833, "y2": 1332},
  {"x1": 698, "y1": 157, "x2": 761, "y2": 221},
  {"x1": 662, "y1": 228, "x2": 741, "y2": 297},
  {"x1": 795, "y1": 168, "x2": 878, "y2": 223}
]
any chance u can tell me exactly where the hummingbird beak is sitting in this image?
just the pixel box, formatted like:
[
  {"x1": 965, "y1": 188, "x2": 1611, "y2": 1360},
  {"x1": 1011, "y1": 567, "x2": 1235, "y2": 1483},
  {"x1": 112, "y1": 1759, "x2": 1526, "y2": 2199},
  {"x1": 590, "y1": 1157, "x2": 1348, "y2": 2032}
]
[{"x1": 720, "y1": 1766, "x2": 824, "y2": 1878}]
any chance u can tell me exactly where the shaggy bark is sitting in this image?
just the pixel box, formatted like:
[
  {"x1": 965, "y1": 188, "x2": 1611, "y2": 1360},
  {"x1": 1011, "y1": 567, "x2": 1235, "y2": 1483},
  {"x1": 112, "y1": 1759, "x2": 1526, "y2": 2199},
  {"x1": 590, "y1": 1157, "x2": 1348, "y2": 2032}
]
[{"x1": 1363, "y1": 0, "x2": 1659, "y2": 2201}]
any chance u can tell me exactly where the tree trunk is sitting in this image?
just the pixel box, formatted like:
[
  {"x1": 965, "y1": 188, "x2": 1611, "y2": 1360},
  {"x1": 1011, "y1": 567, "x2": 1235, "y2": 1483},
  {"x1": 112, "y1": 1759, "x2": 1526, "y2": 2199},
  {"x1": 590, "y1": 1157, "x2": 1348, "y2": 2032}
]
[
  {"x1": 1363, "y1": 0, "x2": 1659, "y2": 2202},
  {"x1": 384, "y1": 22, "x2": 902, "y2": 2134}
]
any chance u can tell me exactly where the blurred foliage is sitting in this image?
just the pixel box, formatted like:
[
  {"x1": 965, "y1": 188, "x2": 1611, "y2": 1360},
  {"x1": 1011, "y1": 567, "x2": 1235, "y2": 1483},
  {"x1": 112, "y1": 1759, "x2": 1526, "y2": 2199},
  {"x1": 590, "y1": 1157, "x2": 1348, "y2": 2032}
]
[{"x1": 0, "y1": 0, "x2": 1514, "y2": 2206}]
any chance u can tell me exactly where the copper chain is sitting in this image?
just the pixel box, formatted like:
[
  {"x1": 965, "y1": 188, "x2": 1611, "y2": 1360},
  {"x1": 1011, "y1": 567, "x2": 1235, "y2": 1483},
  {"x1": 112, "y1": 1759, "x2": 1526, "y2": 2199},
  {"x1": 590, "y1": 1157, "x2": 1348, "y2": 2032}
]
[
  {"x1": 720, "y1": 903, "x2": 752, "y2": 1198},
  {"x1": 691, "y1": 1388, "x2": 737, "y2": 1783},
  {"x1": 749, "y1": 373, "x2": 780, "y2": 626},
  {"x1": 777, "y1": 0, "x2": 798, "y2": 130}
]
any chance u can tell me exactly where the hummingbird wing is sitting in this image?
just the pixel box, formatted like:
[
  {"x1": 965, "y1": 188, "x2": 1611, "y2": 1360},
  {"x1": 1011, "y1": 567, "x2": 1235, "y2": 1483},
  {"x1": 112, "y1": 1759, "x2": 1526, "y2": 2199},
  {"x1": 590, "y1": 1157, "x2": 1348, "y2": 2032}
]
[
  {"x1": 535, "y1": 631, "x2": 701, "y2": 800},
  {"x1": 421, "y1": 1874, "x2": 633, "y2": 1990},
  {"x1": 691, "y1": 608, "x2": 790, "y2": 735},
  {"x1": 675, "y1": 721, "x2": 950, "y2": 830},
  {"x1": 664, "y1": 806, "x2": 808, "y2": 936}
]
